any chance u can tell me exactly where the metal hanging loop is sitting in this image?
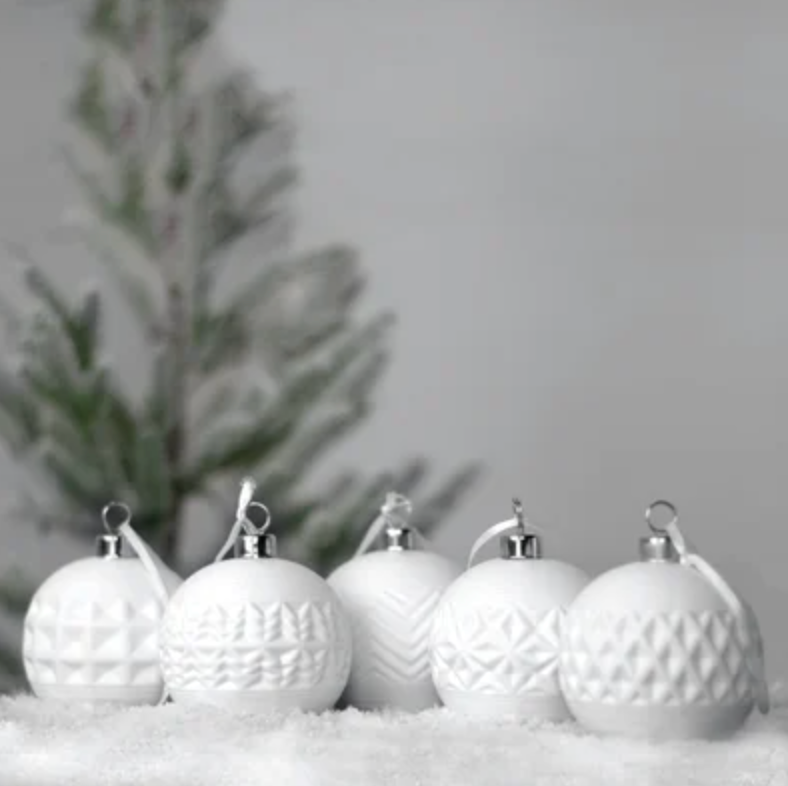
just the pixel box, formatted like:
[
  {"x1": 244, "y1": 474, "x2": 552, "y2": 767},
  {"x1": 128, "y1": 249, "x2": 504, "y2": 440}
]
[
  {"x1": 243, "y1": 501, "x2": 272, "y2": 535},
  {"x1": 101, "y1": 501, "x2": 133, "y2": 534},
  {"x1": 645, "y1": 499, "x2": 678, "y2": 534}
]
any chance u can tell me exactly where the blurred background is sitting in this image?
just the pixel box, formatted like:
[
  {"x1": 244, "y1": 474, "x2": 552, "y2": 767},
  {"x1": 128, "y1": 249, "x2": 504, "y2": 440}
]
[{"x1": 1, "y1": 0, "x2": 788, "y2": 689}]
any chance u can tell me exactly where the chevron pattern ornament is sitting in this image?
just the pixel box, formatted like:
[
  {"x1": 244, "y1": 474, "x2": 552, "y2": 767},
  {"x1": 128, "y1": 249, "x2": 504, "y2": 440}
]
[
  {"x1": 328, "y1": 549, "x2": 460, "y2": 711},
  {"x1": 341, "y1": 585, "x2": 443, "y2": 709}
]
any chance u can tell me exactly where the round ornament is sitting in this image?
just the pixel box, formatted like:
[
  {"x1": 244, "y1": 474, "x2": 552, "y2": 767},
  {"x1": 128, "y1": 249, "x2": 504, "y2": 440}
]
[
  {"x1": 160, "y1": 479, "x2": 352, "y2": 712},
  {"x1": 430, "y1": 499, "x2": 590, "y2": 721},
  {"x1": 559, "y1": 500, "x2": 770, "y2": 740},
  {"x1": 328, "y1": 492, "x2": 462, "y2": 711},
  {"x1": 23, "y1": 502, "x2": 182, "y2": 706}
]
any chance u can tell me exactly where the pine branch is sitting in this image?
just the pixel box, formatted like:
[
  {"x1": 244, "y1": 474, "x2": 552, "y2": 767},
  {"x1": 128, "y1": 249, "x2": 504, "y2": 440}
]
[
  {"x1": 0, "y1": 369, "x2": 40, "y2": 448},
  {"x1": 70, "y1": 59, "x2": 117, "y2": 156},
  {"x1": 306, "y1": 474, "x2": 404, "y2": 574},
  {"x1": 199, "y1": 164, "x2": 297, "y2": 263},
  {"x1": 132, "y1": 427, "x2": 172, "y2": 529},
  {"x1": 76, "y1": 228, "x2": 162, "y2": 338},
  {"x1": 0, "y1": 0, "x2": 482, "y2": 604},
  {"x1": 61, "y1": 148, "x2": 159, "y2": 259},
  {"x1": 260, "y1": 403, "x2": 372, "y2": 500},
  {"x1": 0, "y1": 571, "x2": 35, "y2": 618},
  {"x1": 413, "y1": 463, "x2": 485, "y2": 538},
  {"x1": 0, "y1": 644, "x2": 25, "y2": 685},
  {"x1": 84, "y1": 0, "x2": 130, "y2": 53},
  {"x1": 185, "y1": 312, "x2": 394, "y2": 483}
]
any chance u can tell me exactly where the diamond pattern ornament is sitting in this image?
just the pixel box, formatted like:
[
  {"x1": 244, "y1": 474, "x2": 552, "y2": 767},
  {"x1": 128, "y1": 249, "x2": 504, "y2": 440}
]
[
  {"x1": 160, "y1": 557, "x2": 351, "y2": 712},
  {"x1": 430, "y1": 556, "x2": 590, "y2": 721},
  {"x1": 23, "y1": 556, "x2": 182, "y2": 705},
  {"x1": 329, "y1": 549, "x2": 461, "y2": 711},
  {"x1": 559, "y1": 560, "x2": 764, "y2": 740}
]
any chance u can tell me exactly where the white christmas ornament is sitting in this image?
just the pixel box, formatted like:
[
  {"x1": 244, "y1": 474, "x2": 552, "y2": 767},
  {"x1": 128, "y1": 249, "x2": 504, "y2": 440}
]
[
  {"x1": 559, "y1": 500, "x2": 770, "y2": 740},
  {"x1": 160, "y1": 479, "x2": 352, "y2": 712},
  {"x1": 23, "y1": 502, "x2": 182, "y2": 706},
  {"x1": 328, "y1": 492, "x2": 461, "y2": 711},
  {"x1": 430, "y1": 499, "x2": 590, "y2": 721}
]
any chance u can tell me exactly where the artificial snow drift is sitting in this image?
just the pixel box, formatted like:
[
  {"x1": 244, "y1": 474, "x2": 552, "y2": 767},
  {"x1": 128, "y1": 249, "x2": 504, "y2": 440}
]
[{"x1": 0, "y1": 686, "x2": 787, "y2": 786}]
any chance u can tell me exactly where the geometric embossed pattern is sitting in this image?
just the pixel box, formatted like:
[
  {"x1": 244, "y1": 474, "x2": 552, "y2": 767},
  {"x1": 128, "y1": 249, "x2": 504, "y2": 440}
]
[
  {"x1": 348, "y1": 588, "x2": 442, "y2": 685},
  {"x1": 23, "y1": 597, "x2": 165, "y2": 687},
  {"x1": 431, "y1": 603, "x2": 565, "y2": 695},
  {"x1": 160, "y1": 600, "x2": 351, "y2": 691},
  {"x1": 560, "y1": 611, "x2": 756, "y2": 706}
]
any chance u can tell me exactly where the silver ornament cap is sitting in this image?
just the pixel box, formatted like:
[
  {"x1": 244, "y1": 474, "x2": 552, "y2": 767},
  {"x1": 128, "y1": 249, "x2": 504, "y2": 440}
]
[
  {"x1": 234, "y1": 531, "x2": 277, "y2": 559},
  {"x1": 233, "y1": 496, "x2": 276, "y2": 559},
  {"x1": 384, "y1": 525, "x2": 414, "y2": 551},
  {"x1": 500, "y1": 498, "x2": 542, "y2": 560},
  {"x1": 96, "y1": 533, "x2": 123, "y2": 559},
  {"x1": 639, "y1": 500, "x2": 680, "y2": 563}
]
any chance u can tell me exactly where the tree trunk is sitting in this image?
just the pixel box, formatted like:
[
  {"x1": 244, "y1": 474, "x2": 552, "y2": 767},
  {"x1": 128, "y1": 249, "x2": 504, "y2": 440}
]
[{"x1": 161, "y1": 279, "x2": 188, "y2": 571}]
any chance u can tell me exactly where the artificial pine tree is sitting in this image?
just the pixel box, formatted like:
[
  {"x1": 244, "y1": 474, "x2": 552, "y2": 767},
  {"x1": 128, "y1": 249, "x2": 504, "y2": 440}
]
[{"x1": 0, "y1": 0, "x2": 479, "y2": 688}]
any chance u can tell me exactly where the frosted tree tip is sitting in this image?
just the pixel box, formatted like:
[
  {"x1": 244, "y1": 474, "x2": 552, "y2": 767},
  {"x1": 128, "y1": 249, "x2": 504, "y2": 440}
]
[
  {"x1": 95, "y1": 353, "x2": 114, "y2": 373},
  {"x1": 79, "y1": 279, "x2": 100, "y2": 296},
  {"x1": 59, "y1": 206, "x2": 93, "y2": 229},
  {"x1": 20, "y1": 263, "x2": 38, "y2": 282},
  {"x1": 6, "y1": 354, "x2": 25, "y2": 376}
]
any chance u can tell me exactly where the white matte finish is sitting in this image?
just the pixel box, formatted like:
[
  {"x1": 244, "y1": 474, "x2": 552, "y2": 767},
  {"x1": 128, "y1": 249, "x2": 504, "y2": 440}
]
[
  {"x1": 559, "y1": 561, "x2": 764, "y2": 740},
  {"x1": 328, "y1": 549, "x2": 461, "y2": 711},
  {"x1": 160, "y1": 558, "x2": 352, "y2": 712},
  {"x1": 430, "y1": 557, "x2": 589, "y2": 721},
  {"x1": 23, "y1": 556, "x2": 182, "y2": 706}
]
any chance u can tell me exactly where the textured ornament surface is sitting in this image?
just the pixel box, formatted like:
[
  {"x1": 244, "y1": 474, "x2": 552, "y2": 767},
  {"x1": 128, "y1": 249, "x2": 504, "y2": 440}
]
[
  {"x1": 558, "y1": 561, "x2": 760, "y2": 738},
  {"x1": 430, "y1": 558, "x2": 589, "y2": 719},
  {"x1": 161, "y1": 598, "x2": 350, "y2": 690},
  {"x1": 432, "y1": 603, "x2": 564, "y2": 694},
  {"x1": 560, "y1": 610, "x2": 755, "y2": 705},
  {"x1": 160, "y1": 558, "x2": 351, "y2": 711},
  {"x1": 329, "y1": 550, "x2": 460, "y2": 710},
  {"x1": 23, "y1": 557, "x2": 181, "y2": 704}
]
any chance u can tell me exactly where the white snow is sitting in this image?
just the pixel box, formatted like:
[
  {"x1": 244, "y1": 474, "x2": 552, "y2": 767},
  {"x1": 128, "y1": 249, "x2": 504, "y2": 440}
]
[{"x1": 1, "y1": 687, "x2": 787, "y2": 786}]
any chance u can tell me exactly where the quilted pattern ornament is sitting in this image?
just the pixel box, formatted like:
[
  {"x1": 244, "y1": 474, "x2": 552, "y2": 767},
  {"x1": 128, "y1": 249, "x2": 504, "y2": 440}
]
[
  {"x1": 23, "y1": 502, "x2": 182, "y2": 706},
  {"x1": 559, "y1": 499, "x2": 770, "y2": 740},
  {"x1": 160, "y1": 478, "x2": 351, "y2": 712},
  {"x1": 328, "y1": 493, "x2": 461, "y2": 711},
  {"x1": 430, "y1": 498, "x2": 590, "y2": 721}
]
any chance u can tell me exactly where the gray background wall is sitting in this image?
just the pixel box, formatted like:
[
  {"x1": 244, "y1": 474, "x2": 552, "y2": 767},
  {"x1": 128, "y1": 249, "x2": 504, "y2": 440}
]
[{"x1": 2, "y1": 1, "x2": 788, "y2": 680}]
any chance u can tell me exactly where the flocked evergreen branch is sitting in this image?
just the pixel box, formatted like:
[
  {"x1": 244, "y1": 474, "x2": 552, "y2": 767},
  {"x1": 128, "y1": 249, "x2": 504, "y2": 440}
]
[{"x1": 0, "y1": 0, "x2": 482, "y2": 688}]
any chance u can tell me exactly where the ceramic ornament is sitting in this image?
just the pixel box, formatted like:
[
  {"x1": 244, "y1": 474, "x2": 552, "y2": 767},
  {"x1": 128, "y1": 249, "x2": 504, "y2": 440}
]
[
  {"x1": 23, "y1": 502, "x2": 182, "y2": 706},
  {"x1": 160, "y1": 478, "x2": 352, "y2": 712},
  {"x1": 559, "y1": 499, "x2": 770, "y2": 740},
  {"x1": 328, "y1": 492, "x2": 461, "y2": 711},
  {"x1": 430, "y1": 498, "x2": 590, "y2": 721}
]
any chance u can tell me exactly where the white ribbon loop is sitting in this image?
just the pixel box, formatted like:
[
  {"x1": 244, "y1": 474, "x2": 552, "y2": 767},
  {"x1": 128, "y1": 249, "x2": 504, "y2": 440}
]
[
  {"x1": 467, "y1": 499, "x2": 543, "y2": 569},
  {"x1": 354, "y1": 492, "x2": 429, "y2": 558},
  {"x1": 101, "y1": 502, "x2": 176, "y2": 706},
  {"x1": 648, "y1": 502, "x2": 770, "y2": 715},
  {"x1": 213, "y1": 477, "x2": 268, "y2": 563}
]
